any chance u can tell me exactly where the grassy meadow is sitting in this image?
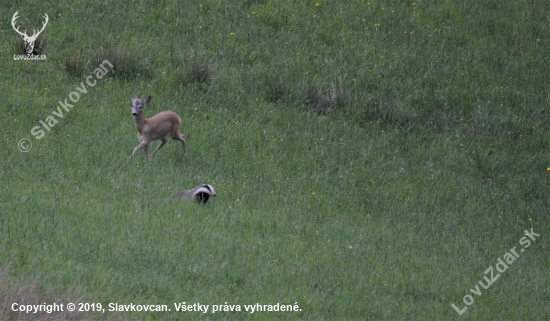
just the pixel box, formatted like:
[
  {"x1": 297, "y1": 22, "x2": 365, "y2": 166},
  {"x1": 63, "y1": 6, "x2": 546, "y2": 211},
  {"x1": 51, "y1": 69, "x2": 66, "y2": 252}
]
[{"x1": 1, "y1": 0, "x2": 549, "y2": 320}]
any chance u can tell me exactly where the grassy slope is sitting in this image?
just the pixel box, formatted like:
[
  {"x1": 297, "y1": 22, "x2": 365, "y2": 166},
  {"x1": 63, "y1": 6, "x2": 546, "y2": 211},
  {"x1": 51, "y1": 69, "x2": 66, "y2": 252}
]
[{"x1": 1, "y1": 0, "x2": 549, "y2": 320}]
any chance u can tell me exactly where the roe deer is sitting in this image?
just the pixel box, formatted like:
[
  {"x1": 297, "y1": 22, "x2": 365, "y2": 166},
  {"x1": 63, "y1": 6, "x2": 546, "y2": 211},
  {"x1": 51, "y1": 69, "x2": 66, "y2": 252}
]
[
  {"x1": 130, "y1": 93, "x2": 186, "y2": 159},
  {"x1": 170, "y1": 184, "x2": 217, "y2": 203}
]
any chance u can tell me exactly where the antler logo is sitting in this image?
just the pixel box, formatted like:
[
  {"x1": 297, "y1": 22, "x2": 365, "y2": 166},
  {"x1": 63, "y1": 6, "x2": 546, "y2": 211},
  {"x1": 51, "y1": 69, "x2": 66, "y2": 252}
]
[{"x1": 11, "y1": 11, "x2": 49, "y2": 55}]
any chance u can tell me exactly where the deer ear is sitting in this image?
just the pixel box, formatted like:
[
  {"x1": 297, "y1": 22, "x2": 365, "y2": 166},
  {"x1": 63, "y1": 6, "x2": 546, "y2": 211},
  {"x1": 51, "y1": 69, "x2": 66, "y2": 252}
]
[
  {"x1": 144, "y1": 96, "x2": 151, "y2": 104},
  {"x1": 131, "y1": 92, "x2": 137, "y2": 100}
]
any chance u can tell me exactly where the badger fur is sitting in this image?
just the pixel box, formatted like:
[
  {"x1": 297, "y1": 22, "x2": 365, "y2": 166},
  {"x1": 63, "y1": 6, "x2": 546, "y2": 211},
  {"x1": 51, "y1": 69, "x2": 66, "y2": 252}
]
[{"x1": 170, "y1": 184, "x2": 216, "y2": 203}]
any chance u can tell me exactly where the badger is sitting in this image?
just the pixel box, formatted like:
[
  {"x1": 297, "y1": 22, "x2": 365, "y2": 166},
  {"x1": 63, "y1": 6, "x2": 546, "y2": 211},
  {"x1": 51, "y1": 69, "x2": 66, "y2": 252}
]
[{"x1": 170, "y1": 184, "x2": 216, "y2": 203}]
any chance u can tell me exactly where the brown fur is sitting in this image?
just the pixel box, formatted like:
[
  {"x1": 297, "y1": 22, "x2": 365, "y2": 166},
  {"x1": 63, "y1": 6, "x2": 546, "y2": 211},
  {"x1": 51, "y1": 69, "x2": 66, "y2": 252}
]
[{"x1": 130, "y1": 93, "x2": 186, "y2": 159}]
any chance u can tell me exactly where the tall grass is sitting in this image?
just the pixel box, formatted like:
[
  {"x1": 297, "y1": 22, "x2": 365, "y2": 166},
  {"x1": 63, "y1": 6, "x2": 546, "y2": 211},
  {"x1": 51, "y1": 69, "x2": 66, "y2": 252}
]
[{"x1": 1, "y1": 0, "x2": 549, "y2": 320}]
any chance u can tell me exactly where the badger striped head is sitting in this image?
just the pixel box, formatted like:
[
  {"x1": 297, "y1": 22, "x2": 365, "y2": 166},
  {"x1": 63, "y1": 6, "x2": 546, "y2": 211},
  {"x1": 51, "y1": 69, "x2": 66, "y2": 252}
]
[
  {"x1": 170, "y1": 184, "x2": 217, "y2": 203},
  {"x1": 193, "y1": 184, "x2": 216, "y2": 203}
]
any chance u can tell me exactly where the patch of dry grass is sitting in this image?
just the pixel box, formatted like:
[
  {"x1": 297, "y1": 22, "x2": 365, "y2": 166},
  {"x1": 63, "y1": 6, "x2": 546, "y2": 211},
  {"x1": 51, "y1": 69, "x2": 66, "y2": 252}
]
[{"x1": 0, "y1": 265, "x2": 121, "y2": 321}]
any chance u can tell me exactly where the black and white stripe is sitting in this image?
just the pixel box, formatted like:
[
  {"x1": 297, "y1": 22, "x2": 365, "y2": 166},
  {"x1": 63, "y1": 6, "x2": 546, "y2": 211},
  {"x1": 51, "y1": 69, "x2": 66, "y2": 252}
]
[{"x1": 170, "y1": 184, "x2": 217, "y2": 203}]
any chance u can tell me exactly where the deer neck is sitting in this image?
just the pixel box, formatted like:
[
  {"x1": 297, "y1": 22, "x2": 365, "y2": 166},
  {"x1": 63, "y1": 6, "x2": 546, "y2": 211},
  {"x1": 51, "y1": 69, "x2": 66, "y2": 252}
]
[{"x1": 133, "y1": 114, "x2": 147, "y2": 133}]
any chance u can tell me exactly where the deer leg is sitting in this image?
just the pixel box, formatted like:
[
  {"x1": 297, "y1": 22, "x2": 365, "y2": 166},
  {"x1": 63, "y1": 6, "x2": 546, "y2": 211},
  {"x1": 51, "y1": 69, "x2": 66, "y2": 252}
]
[
  {"x1": 152, "y1": 138, "x2": 167, "y2": 156},
  {"x1": 143, "y1": 144, "x2": 150, "y2": 160},
  {"x1": 169, "y1": 127, "x2": 186, "y2": 152},
  {"x1": 131, "y1": 141, "x2": 149, "y2": 158},
  {"x1": 174, "y1": 133, "x2": 186, "y2": 152}
]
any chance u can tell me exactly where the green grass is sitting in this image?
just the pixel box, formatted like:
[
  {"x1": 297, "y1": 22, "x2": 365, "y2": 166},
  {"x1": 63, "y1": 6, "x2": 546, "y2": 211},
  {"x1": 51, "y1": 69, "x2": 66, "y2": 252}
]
[{"x1": 1, "y1": 0, "x2": 549, "y2": 320}]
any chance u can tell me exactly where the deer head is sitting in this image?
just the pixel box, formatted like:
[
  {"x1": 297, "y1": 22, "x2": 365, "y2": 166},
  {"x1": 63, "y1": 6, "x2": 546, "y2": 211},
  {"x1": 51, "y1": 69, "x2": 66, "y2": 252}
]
[{"x1": 11, "y1": 11, "x2": 49, "y2": 55}]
